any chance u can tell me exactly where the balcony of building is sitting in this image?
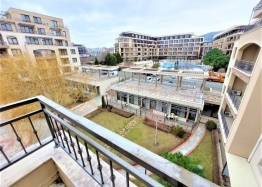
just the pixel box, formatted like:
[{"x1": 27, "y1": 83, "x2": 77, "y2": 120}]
[
  {"x1": 233, "y1": 43, "x2": 260, "y2": 79},
  {"x1": 225, "y1": 76, "x2": 247, "y2": 113},
  {"x1": 218, "y1": 104, "x2": 234, "y2": 141},
  {"x1": 0, "y1": 96, "x2": 219, "y2": 187}
]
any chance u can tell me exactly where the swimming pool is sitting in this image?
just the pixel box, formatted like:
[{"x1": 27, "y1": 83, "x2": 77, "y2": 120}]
[{"x1": 160, "y1": 62, "x2": 209, "y2": 70}]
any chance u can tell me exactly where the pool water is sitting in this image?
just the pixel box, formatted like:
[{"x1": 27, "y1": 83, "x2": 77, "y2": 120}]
[{"x1": 160, "y1": 62, "x2": 207, "y2": 70}]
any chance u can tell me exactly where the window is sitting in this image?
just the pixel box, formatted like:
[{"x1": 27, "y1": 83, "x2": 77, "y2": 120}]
[
  {"x1": 21, "y1": 14, "x2": 30, "y2": 22},
  {"x1": 72, "y1": 58, "x2": 77, "y2": 63},
  {"x1": 59, "y1": 49, "x2": 68, "y2": 55},
  {"x1": 38, "y1": 28, "x2": 45, "y2": 35},
  {"x1": 52, "y1": 30, "x2": 59, "y2": 36},
  {"x1": 7, "y1": 36, "x2": 18, "y2": 45},
  {"x1": 33, "y1": 17, "x2": 42, "y2": 24},
  {"x1": 70, "y1": 49, "x2": 76, "y2": 54},
  {"x1": 42, "y1": 38, "x2": 53, "y2": 45},
  {"x1": 62, "y1": 31, "x2": 66, "y2": 37},
  {"x1": 26, "y1": 37, "x2": 39, "y2": 45},
  {"x1": 11, "y1": 49, "x2": 21, "y2": 56},
  {"x1": 56, "y1": 40, "x2": 63, "y2": 46},
  {"x1": 51, "y1": 20, "x2": 58, "y2": 27},
  {"x1": 20, "y1": 26, "x2": 33, "y2": 33},
  {"x1": 1, "y1": 23, "x2": 12, "y2": 31},
  {"x1": 65, "y1": 41, "x2": 68, "y2": 46}
]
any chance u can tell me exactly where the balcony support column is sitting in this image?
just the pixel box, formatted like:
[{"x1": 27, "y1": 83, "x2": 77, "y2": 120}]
[
  {"x1": 155, "y1": 74, "x2": 157, "y2": 88},
  {"x1": 99, "y1": 69, "x2": 100, "y2": 78},
  {"x1": 132, "y1": 72, "x2": 134, "y2": 80},
  {"x1": 161, "y1": 75, "x2": 163, "y2": 84},
  {"x1": 186, "y1": 107, "x2": 190, "y2": 121},
  {"x1": 108, "y1": 70, "x2": 110, "y2": 78},
  {"x1": 194, "y1": 110, "x2": 199, "y2": 122},
  {"x1": 176, "y1": 76, "x2": 179, "y2": 91},
  {"x1": 124, "y1": 71, "x2": 126, "y2": 82},
  {"x1": 168, "y1": 103, "x2": 171, "y2": 115},
  {"x1": 179, "y1": 76, "x2": 182, "y2": 86},
  {"x1": 138, "y1": 73, "x2": 140, "y2": 85},
  {"x1": 127, "y1": 94, "x2": 129, "y2": 104}
]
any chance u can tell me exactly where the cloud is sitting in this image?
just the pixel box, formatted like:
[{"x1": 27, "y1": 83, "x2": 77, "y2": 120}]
[{"x1": 3, "y1": 0, "x2": 259, "y2": 47}]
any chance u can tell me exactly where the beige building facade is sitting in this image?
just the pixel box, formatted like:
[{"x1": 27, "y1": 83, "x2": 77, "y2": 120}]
[
  {"x1": 0, "y1": 8, "x2": 81, "y2": 73},
  {"x1": 115, "y1": 31, "x2": 204, "y2": 62},
  {"x1": 218, "y1": 1, "x2": 262, "y2": 186},
  {"x1": 212, "y1": 25, "x2": 246, "y2": 56}
]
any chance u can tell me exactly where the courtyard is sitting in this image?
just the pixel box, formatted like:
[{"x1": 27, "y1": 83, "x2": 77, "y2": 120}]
[{"x1": 76, "y1": 110, "x2": 214, "y2": 184}]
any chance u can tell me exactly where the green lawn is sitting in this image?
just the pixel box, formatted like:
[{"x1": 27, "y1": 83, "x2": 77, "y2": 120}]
[
  {"x1": 87, "y1": 111, "x2": 135, "y2": 134},
  {"x1": 125, "y1": 120, "x2": 181, "y2": 155},
  {"x1": 188, "y1": 130, "x2": 213, "y2": 182},
  {"x1": 77, "y1": 111, "x2": 181, "y2": 166}
]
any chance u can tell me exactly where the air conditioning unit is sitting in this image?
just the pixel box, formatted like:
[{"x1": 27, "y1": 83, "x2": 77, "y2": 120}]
[
  {"x1": 224, "y1": 112, "x2": 233, "y2": 117},
  {"x1": 232, "y1": 90, "x2": 242, "y2": 96}
]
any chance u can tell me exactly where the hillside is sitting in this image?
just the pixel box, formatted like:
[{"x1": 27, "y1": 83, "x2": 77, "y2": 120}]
[{"x1": 200, "y1": 31, "x2": 222, "y2": 42}]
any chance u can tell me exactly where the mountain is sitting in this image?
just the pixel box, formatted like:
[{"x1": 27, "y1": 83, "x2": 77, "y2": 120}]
[{"x1": 200, "y1": 31, "x2": 222, "y2": 42}]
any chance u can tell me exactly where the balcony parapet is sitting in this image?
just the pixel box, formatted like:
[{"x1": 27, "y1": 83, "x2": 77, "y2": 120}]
[
  {"x1": 227, "y1": 87, "x2": 241, "y2": 111},
  {"x1": 219, "y1": 112, "x2": 230, "y2": 139},
  {"x1": 0, "y1": 96, "x2": 219, "y2": 187},
  {"x1": 234, "y1": 60, "x2": 255, "y2": 75},
  {"x1": 243, "y1": 17, "x2": 262, "y2": 35}
]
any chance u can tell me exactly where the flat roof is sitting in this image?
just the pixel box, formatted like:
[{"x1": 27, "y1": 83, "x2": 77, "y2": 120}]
[
  {"x1": 213, "y1": 25, "x2": 246, "y2": 39},
  {"x1": 123, "y1": 68, "x2": 209, "y2": 79},
  {"x1": 81, "y1": 65, "x2": 119, "y2": 70},
  {"x1": 125, "y1": 31, "x2": 196, "y2": 38}
]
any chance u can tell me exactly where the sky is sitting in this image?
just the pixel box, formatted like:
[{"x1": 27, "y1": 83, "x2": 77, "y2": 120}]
[{"x1": 0, "y1": 0, "x2": 259, "y2": 48}]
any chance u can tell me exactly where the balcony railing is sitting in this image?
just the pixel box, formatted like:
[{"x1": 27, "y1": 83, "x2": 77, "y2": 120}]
[
  {"x1": 234, "y1": 60, "x2": 255, "y2": 74},
  {"x1": 244, "y1": 17, "x2": 262, "y2": 34},
  {"x1": 227, "y1": 87, "x2": 241, "y2": 110},
  {"x1": 0, "y1": 96, "x2": 218, "y2": 187},
  {"x1": 220, "y1": 112, "x2": 229, "y2": 138}
]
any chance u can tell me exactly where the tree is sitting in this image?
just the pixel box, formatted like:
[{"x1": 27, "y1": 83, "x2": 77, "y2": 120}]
[
  {"x1": 104, "y1": 53, "x2": 117, "y2": 66},
  {"x1": 158, "y1": 152, "x2": 205, "y2": 186},
  {"x1": 203, "y1": 48, "x2": 230, "y2": 71},
  {"x1": 94, "y1": 57, "x2": 99, "y2": 65},
  {"x1": 152, "y1": 62, "x2": 160, "y2": 69},
  {"x1": 113, "y1": 52, "x2": 123, "y2": 64},
  {"x1": 101, "y1": 96, "x2": 107, "y2": 108}
]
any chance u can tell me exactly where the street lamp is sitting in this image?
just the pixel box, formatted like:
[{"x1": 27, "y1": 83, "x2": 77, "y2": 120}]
[
  {"x1": 153, "y1": 114, "x2": 159, "y2": 146},
  {"x1": 105, "y1": 92, "x2": 108, "y2": 105}
]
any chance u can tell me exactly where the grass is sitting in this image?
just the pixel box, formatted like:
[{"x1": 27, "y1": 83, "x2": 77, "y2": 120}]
[
  {"x1": 77, "y1": 111, "x2": 182, "y2": 167},
  {"x1": 188, "y1": 130, "x2": 213, "y2": 182},
  {"x1": 125, "y1": 120, "x2": 181, "y2": 155},
  {"x1": 86, "y1": 111, "x2": 135, "y2": 134}
]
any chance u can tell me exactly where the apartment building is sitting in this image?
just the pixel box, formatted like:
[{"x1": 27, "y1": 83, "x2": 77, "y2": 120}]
[
  {"x1": 0, "y1": 8, "x2": 81, "y2": 73},
  {"x1": 115, "y1": 31, "x2": 204, "y2": 62},
  {"x1": 201, "y1": 41, "x2": 213, "y2": 57},
  {"x1": 218, "y1": 1, "x2": 262, "y2": 186},
  {"x1": 86, "y1": 47, "x2": 107, "y2": 56},
  {"x1": 212, "y1": 25, "x2": 246, "y2": 56}
]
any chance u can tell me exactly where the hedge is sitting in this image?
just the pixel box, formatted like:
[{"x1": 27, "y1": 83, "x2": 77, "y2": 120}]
[
  {"x1": 212, "y1": 130, "x2": 221, "y2": 185},
  {"x1": 143, "y1": 117, "x2": 172, "y2": 133},
  {"x1": 107, "y1": 105, "x2": 134, "y2": 118}
]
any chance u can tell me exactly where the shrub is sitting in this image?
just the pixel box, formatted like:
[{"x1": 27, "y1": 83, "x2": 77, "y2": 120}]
[
  {"x1": 172, "y1": 125, "x2": 185, "y2": 138},
  {"x1": 205, "y1": 120, "x2": 217, "y2": 131},
  {"x1": 158, "y1": 152, "x2": 205, "y2": 186},
  {"x1": 101, "y1": 96, "x2": 107, "y2": 108}
]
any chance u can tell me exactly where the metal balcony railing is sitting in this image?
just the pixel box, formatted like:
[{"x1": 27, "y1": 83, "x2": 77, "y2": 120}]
[
  {"x1": 0, "y1": 96, "x2": 218, "y2": 187},
  {"x1": 234, "y1": 60, "x2": 255, "y2": 75},
  {"x1": 244, "y1": 17, "x2": 262, "y2": 34},
  {"x1": 220, "y1": 112, "x2": 229, "y2": 138},
  {"x1": 227, "y1": 87, "x2": 241, "y2": 110}
]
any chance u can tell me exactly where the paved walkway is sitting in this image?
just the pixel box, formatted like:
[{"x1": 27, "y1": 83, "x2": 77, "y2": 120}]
[
  {"x1": 170, "y1": 123, "x2": 206, "y2": 155},
  {"x1": 70, "y1": 96, "x2": 102, "y2": 116},
  {"x1": 117, "y1": 122, "x2": 206, "y2": 178}
]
